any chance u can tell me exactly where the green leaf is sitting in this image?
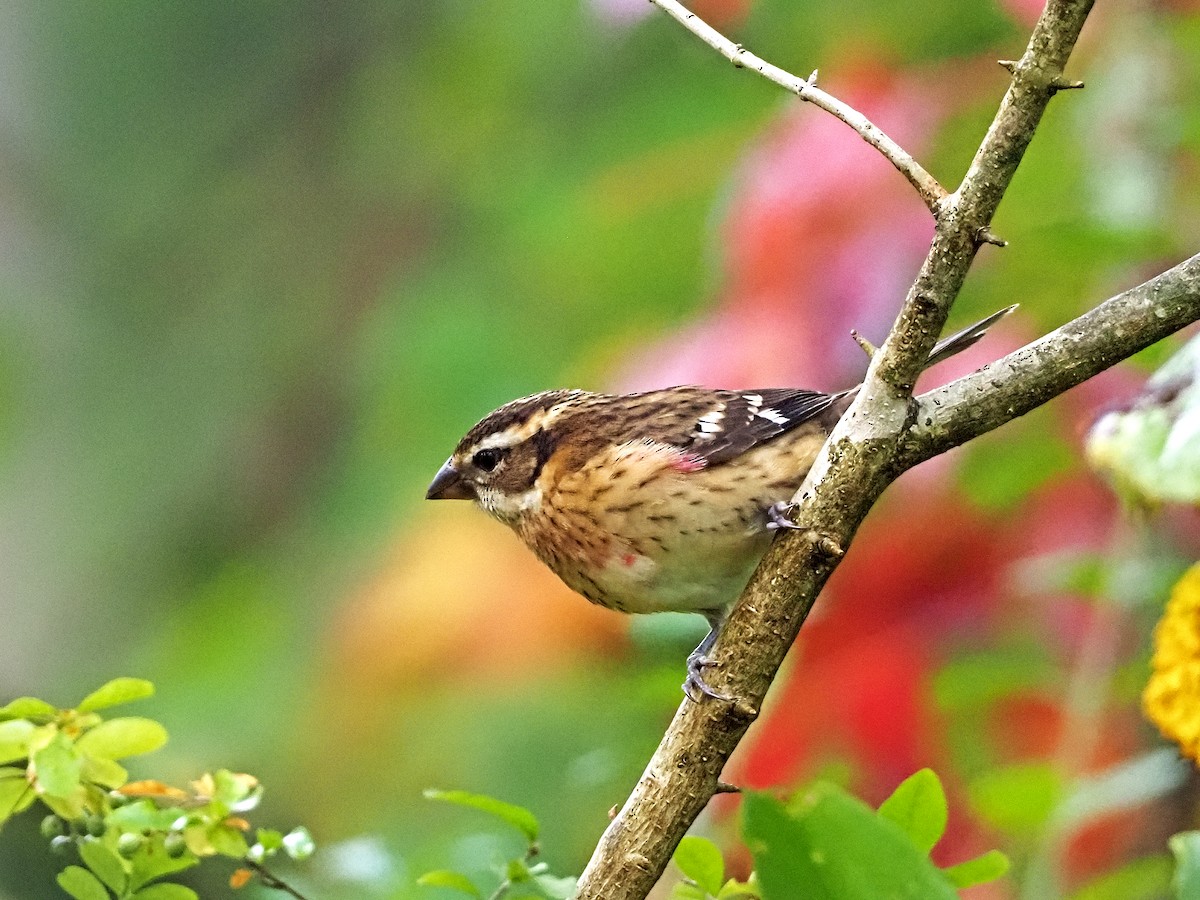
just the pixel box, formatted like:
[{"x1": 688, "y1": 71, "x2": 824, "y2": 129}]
[
  {"x1": 1171, "y1": 832, "x2": 1200, "y2": 900},
  {"x1": 674, "y1": 835, "x2": 725, "y2": 896},
  {"x1": 211, "y1": 769, "x2": 260, "y2": 811},
  {"x1": 77, "y1": 679, "x2": 155, "y2": 714},
  {"x1": 743, "y1": 787, "x2": 959, "y2": 900},
  {"x1": 130, "y1": 884, "x2": 199, "y2": 900},
  {"x1": 128, "y1": 841, "x2": 198, "y2": 892},
  {"x1": 79, "y1": 837, "x2": 130, "y2": 895},
  {"x1": 743, "y1": 792, "x2": 832, "y2": 900},
  {"x1": 255, "y1": 828, "x2": 284, "y2": 852},
  {"x1": 417, "y1": 869, "x2": 483, "y2": 897},
  {"x1": 56, "y1": 865, "x2": 111, "y2": 900},
  {"x1": 968, "y1": 763, "x2": 1063, "y2": 836},
  {"x1": 208, "y1": 823, "x2": 249, "y2": 858},
  {"x1": 1067, "y1": 854, "x2": 1172, "y2": 900},
  {"x1": 0, "y1": 718, "x2": 34, "y2": 764},
  {"x1": 942, "y1": 850, "x2": 1010, "y2": 888},
  {"x1": 33, "y1": 731, "x2": 84, "y2": 799},
  {"x1": 0, "y1": 697, "x2": 58, "y2": 721},
  {"x1": 877, "y1": 769, "x2": 948, "y2": 855},
  {"x1": 82, "y1": 755, "x2": 129, "y2": 790},
  {"x1": 108, "y1": 800, "x2": 184, "y2": 833},
  {"x1": 424, "y1": 788, "x2": 540, "y2": 842},
  {"x1": 76, "y1": 718, "x2": 168, "y2": 761},
  {"x1": 0, "y1": 767, "x2": 35, "y2": 822}
]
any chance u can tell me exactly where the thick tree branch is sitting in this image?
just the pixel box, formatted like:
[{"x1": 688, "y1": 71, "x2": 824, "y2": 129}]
[
  {"x1": 648, "y1": 0, "x2": 947, "y2": 213},
  {"x1": 575, "y1": 2, "x2": 1104, "y2": 898},
  {"x1": 903, "y1": 253, "x2": 1200, "y2": 466}
]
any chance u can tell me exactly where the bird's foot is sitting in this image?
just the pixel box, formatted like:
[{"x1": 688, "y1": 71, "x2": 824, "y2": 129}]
[
  {"x1": 765, "y1": 501, "x2": 802, "y2": 531},
  {"x1": 683, "y1": 652, "x2": 731, "y2": 703}
]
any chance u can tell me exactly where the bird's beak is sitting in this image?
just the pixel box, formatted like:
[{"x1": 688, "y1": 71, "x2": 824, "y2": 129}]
[{"x1": 426, "y1": 458, "x2": 476, "y2": 501}]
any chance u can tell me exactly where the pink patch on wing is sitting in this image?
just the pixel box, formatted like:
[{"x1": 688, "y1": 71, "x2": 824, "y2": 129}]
[
  {"x1": 621, "y1": 553, "x2": 638, "y2": 567},
  {"x1": 671, "y1": 452, "x2": 708, "y2": 473}
]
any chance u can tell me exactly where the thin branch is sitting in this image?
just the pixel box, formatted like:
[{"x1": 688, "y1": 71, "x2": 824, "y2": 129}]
[
  {"x1": 902, "y1": 253, "x2": 1200, "y2": 466},
  {"x1": 245, "y1": 860, "x2": 311, "y2": 900},
  {"x1": 648, "y1": 0, "x2": 948, "y2": 214},
  {"x1": 575, "y1": 2, "x2": 1100, "y2": 897}
]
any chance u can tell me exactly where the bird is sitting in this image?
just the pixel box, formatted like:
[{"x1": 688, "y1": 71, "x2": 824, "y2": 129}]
[{"x1": 426, "y1": 307, "x2": 1013, "y2": 701}]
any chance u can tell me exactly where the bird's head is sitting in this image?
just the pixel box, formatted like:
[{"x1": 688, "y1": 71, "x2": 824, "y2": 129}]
[{"x1": 426, "y1": 389, "x2": 595, "y2": 523}]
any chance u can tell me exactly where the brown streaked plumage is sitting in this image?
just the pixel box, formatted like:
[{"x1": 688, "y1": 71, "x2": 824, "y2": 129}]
[{"x1": 426, "y1": 306, "x2": 1014, "y2": 699}]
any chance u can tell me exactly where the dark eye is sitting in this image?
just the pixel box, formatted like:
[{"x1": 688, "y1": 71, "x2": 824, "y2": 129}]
[{"x1": 472, "y1": 448, "x2": 503, "y2": 472}]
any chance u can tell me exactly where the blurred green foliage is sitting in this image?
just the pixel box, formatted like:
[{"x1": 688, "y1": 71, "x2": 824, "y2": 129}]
[{"x1": 0, "y1": 679, "x2": 312, "y2": 899}]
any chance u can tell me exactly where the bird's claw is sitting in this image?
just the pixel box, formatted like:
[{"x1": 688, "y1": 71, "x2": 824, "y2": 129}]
[
  {"x1": 683, "y1": 654, "x2": 732, "y2": 703},
  {"x1": 766, "y1": 501, "x2": 802, "y2": 531}
]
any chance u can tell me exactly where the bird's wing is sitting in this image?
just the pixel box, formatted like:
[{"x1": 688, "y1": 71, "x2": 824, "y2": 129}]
[{"x1": 626, "y1": 386, "x2": 842, "y2": 468}]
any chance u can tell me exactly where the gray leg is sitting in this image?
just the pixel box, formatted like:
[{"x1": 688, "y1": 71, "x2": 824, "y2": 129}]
[{"x1": 683, "y1": 611, "x2": 732, "y2": 702}]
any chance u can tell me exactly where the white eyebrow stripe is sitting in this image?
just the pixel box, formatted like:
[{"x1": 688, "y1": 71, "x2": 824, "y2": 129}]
[
  {"x1": 475, "y1": 429, "x2": 525, "y2": 451},
  {"x1": 756, "y1": 408, "x2": 790, "y2": 425},
  {"x1": 471, "y1": 399, "x2": 580, "y2": 453}
]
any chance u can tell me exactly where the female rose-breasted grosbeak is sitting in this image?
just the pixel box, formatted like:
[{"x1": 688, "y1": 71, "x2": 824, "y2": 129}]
[{"x1": 427, "y1": 308, "x2": 1011, "y2": 700}]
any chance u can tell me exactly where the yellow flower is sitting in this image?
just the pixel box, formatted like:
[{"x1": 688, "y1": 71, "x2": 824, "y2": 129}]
[{"x1": 1145, "y1": 564, "x2": 1200, "y2": 762}]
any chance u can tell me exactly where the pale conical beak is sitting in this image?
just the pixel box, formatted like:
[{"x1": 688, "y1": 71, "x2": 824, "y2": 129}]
[{"x1": 426, "y1": 458, "x2": 476, "y2": 501}]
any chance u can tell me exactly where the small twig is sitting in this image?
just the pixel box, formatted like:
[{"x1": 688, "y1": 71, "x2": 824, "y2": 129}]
[
  {"x1": 849, "y1": 329, "x2": 878, "y2": 359},
  {"x1": 648, "y1": 0, "x2": 948, "y2": 214},
  {"x1": 245, "y1": 860, "x2": 311, "y2": 900},
  {"x1": 1051, "y1": 76, "x2": 1086, "y2": 92},
  {"x1": 976, "y1": 226, "x2": 1008, "y2": 247}
]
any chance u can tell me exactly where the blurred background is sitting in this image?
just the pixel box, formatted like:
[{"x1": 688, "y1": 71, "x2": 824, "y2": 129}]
[{"x1": 0, "y1": 0, "x2": 1198, "y2": 897}]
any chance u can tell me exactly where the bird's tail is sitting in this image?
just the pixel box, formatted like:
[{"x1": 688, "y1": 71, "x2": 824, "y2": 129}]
[{"x1": 922, "y1": 305, "x2": 1017, "y2": 371}]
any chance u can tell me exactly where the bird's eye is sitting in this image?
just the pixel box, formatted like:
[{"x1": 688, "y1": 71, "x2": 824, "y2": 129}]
[{"x1": 472, "y1": 448, "x2": 503, "y2": 472}]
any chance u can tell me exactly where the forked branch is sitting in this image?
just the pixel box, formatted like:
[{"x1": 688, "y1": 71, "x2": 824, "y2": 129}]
[{"x1": 572, "y1": 2, "x2": 1156, "y2": 899}]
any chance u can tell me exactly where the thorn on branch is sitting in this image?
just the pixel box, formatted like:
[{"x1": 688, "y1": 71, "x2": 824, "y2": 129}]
[
  {"x1": 807, "y1": 68, "x2": 819, "y2": 86},
  {"x1": 803, "y1": 530, "x2": 844, "y2": 560},
  {"x1": 715, "y1": 781, "x2": 741, "y2": 794},
  {"x1": 850, "y1": 329, "x2": 877, "y2": 359},
  {"x1": 998, "y1": 59, "x2": 1018, "y2": 73},
  {"x1": 732, "y1": 698, "x2": 760, "y2": 721},
  {"x1": 975, "y1": 227, "x2": 1008, "y2": 248},
  {"x1": 1050, "y1": 76, "x2": 1085, "y2": 92}
]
